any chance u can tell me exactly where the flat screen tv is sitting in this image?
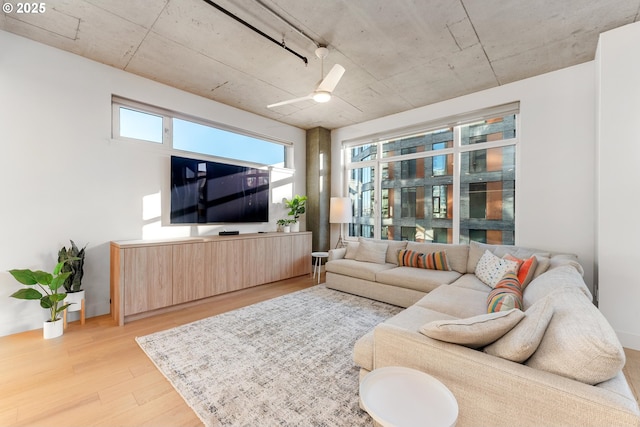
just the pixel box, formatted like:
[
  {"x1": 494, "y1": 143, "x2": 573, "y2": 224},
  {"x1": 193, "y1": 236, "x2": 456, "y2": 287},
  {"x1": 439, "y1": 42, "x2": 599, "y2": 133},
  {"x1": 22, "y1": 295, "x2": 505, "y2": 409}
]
[{"x1": 170, "y1": 155, "x2": 269, "y2": 224}]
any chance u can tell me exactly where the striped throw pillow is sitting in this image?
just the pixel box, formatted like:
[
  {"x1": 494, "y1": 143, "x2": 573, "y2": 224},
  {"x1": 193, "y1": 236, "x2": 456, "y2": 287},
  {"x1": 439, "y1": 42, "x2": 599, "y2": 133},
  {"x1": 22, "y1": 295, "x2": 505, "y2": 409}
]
[
  {"x1": 398, "y1": 249, "x2": 424, "y2": 268},
  {"x1": 422, "y1": 251, "x2": 451, "y2": 271},
  {"x1": 398, "y1": 249, "x2": 451, "y2": 271},
  {"x1": 487, "y1": 272, "x2": 523, "y2": 313}
]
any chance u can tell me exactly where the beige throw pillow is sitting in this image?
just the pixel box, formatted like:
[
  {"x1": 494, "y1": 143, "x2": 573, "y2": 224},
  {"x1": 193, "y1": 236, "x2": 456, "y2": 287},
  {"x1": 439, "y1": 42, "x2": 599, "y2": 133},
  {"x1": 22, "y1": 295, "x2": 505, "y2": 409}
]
[
  {"x1": 484, "y1": 293, "x2": 554, "y2": 362},
  {"x1": 355, "y1": 240, "x2": 388, "y2": 264},
  {"x1": 344, "y1": 242, "x2": 359, "y2": 259},
  {"x1": 419, "y1": 309, "x2": 524, "y2": 349}
]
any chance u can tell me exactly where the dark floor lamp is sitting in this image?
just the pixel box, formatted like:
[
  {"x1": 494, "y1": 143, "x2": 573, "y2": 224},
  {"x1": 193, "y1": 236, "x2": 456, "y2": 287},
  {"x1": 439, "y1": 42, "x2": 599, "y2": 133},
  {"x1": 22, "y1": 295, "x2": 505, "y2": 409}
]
[{"x1": 330, "y1": 197, "x2": 352, "y2": 248}]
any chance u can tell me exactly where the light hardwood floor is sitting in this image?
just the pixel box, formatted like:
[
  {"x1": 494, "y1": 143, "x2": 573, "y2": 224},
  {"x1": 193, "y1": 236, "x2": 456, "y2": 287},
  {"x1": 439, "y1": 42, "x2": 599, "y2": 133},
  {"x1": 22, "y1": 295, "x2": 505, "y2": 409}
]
[{"x1": 2, "y1": 274, "x2": 639, "y2": 426}]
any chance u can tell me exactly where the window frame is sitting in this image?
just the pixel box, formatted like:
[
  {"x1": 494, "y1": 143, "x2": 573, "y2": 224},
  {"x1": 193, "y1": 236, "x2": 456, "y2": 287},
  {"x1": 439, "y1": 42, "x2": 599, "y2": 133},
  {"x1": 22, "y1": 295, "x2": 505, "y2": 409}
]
[
  {"x1": 111, "y1": 96, "x2": 292, "y2": 168},
  {"x1": 342, "y1": 103, "x2": 520, "y2": 243}
]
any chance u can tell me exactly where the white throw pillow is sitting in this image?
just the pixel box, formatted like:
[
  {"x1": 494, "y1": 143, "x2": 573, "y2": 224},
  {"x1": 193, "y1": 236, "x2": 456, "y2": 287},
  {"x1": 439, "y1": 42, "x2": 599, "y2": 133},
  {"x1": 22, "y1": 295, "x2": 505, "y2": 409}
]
[
  {"x1": 355, "y1": 240, "x2": 388, "y2": 264},
  {"x1": 419, "y1": 309, "x2": 524, "y2": 349},
  {"x1": 475, "y1": 250, "x2": 520, "y2": 288}
]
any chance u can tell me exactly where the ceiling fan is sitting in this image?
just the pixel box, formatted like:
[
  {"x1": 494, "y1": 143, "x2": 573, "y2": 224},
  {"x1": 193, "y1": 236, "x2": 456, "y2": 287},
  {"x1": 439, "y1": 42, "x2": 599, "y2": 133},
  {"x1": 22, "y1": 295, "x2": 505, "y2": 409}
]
[{"x1": 267, "y1": 46, "x2": 345, "y2": 108}]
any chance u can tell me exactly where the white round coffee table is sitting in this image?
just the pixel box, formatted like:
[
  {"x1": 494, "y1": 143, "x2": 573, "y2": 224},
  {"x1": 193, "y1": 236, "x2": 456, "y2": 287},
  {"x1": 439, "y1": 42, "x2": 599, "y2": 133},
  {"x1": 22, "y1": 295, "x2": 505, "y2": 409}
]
[{"x1": 360, "y1": 366, "x2": 458, "y2": 427}]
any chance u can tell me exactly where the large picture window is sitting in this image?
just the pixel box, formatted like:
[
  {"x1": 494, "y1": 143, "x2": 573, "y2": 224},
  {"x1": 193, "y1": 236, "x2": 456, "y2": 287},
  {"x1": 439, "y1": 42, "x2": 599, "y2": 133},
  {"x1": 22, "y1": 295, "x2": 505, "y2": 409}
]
[
  {"x1": 344, "y1": 104, "x2": 518, "y2": 245},
  {"x1": 112, "y1": 97, "x2": 289, "y2": 168}
]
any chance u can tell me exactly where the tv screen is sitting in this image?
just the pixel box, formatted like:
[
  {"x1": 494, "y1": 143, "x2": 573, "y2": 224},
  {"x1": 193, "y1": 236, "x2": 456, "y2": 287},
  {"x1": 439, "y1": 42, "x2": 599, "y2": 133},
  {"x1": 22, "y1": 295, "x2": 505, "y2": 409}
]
[{"x1": 170, "y1": 156, "x2": 269, "y2": 224}]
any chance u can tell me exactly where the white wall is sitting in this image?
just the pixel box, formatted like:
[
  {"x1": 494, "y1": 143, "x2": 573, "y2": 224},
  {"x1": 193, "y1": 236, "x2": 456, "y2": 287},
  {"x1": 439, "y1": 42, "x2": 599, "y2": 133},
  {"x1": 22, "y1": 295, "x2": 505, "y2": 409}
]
[
  {"x1": 0, "y1": 31, "x2": 306, "y2": 337},
  {"x1": 596, "y1": 21, "x2": 640, "y2": 350},
  {"x1": 332, "y1": 61, "x2": 597, "y2": 293}
]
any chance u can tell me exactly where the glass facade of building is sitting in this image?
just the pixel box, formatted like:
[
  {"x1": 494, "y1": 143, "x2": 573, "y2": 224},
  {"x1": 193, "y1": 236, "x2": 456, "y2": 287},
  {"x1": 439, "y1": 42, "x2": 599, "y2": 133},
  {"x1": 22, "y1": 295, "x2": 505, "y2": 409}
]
[{"x1": 346, "y1": 113, "x2": 517, "y2": 245}]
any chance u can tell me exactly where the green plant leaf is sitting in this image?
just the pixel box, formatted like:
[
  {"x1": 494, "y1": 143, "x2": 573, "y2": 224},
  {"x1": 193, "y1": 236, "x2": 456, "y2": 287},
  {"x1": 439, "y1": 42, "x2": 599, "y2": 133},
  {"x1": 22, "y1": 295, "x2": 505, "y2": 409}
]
[
  {"x1": 50, "y1": 272, "x2": 71, "y2": 291},
  {"x1": 8, "y1": 269, "x2": 38, "y2": 285},
  {"x1": 49, "y1": 293, "x2": 67, "y2": 303},
  {"x1": 56, "y1": 303, "x2": 72, "y2": 314},
  {"x1": 40, "y1": 296, "x2": 53, "y2": 309},
  {"x1": 10, "y1": 288, "x2": 42, "y2": 300},
  {"x1": 32, "y1": 270, "x2": 53, "y2": 286}
]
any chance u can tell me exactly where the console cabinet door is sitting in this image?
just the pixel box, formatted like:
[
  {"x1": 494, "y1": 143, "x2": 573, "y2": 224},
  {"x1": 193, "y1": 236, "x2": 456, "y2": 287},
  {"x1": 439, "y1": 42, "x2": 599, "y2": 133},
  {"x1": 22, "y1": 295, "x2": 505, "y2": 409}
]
[
  {"x1": 172, "y1": 242, "x2": 206, "y2": 304},
  {"x1": 291, "y1": 233, "x2": 312, "y2": 277},
  {"x1": 123, "y1": 245, "x2": 173, "y2": 315}
]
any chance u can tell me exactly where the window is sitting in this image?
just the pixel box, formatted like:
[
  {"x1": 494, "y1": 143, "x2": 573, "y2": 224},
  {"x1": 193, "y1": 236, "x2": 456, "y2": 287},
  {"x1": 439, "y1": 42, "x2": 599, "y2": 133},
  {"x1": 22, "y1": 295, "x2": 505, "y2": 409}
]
[
  {"x1": 344, "y1": 104, "x2": 518, "y2": 245},
  {"x1": 118, "y1": 107, "x2": 164, "y2": 143},
  {"x1": 112, "y1": 97, "x2": 289, "y2": 167}
]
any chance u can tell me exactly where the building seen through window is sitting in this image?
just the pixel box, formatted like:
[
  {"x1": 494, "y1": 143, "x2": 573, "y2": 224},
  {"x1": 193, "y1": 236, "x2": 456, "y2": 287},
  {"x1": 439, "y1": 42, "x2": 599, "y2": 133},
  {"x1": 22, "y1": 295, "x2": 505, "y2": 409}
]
[{"x1": 346, "y1": 112, "x2": 517, "y2": 245}]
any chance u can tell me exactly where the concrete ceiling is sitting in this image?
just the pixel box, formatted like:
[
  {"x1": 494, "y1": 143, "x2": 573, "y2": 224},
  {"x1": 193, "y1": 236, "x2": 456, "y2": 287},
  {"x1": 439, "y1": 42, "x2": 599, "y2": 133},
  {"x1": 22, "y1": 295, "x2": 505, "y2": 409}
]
[{"x1": 2, "y1": 0, "x2": 639, "y2": 130}]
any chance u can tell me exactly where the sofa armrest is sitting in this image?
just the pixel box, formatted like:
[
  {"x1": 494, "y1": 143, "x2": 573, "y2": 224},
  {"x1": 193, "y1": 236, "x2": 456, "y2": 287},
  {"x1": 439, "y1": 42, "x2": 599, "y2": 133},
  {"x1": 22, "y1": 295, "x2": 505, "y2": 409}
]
[
  {"x1": 328, "y1": 248, "x2": 346, "y2": 261},
  {"x1": 373, "y1": 324, "x2": 640, "y2": 427}
]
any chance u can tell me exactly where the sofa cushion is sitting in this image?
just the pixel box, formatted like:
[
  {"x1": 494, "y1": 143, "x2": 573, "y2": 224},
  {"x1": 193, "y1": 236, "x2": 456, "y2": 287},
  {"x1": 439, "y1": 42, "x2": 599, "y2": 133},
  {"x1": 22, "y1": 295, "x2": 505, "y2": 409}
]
[
  {"x1": 449, "y1": 273, "x2": 491, "y2": 292},
  {"x1": 487, "y1": 272, "x2": 523, "y2": 312},
  {"x1": 397, "y1": 249, "x2": 451, "y2": 271},
  {"x1": 475, "y1": 250, "x2": 520, "y2": 288},
  {"x1": 359, "y1": 238, "x2": 408, "y2": 265},
  {"x1": 406, "y1": 242, "x2": 469, "y2": 274},
  {"x1": 484, "y1": 293, "x2": 554, "y2": 362},
  {"x1": 325, "y1": 259, "x2": 396, "y2": 282},
  {"x1": 355, "y1": 240, "x2": 388, "y2": 264},
  {"x1": 419, "y1": 309, "x2": 524, "y2": 349},
  {"x1": 354, "y1": 306, "x2": 456, "y2": 371},
  {"x1": 375, "y1": 267, "x2": 461, "y2": 294},
  {"x1": 414, "y1": 284, "x2": 490, "y2": 318},
  {"x1": 525, "y1": 287, "x2": 625, "y2": 385},
  {"x1": 523, "y1": 265, "x2": 592, "y2": 310}
]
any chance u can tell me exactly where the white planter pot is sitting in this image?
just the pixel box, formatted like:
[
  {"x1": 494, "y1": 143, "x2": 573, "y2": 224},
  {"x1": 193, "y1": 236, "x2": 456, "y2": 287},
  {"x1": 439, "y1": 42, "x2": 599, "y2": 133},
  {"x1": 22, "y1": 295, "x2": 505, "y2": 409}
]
[
  {"x1": 65, "y1": 290, "x2": 85, "y2": 313},
  {"x1": 283, "y1": 225, "x2": 291, "y2": 233},
  {"x1": 43, "y1": 318, "x2": 63, "y2": 339},
  {"x1": 290, "y1": 221, "x2": 300, "y2": 232}
]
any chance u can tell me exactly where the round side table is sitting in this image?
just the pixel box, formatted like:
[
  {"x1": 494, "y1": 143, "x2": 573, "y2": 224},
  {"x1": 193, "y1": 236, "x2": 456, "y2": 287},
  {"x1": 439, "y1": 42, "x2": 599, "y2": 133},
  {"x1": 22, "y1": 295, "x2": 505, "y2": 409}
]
[
  {"x1": 311, "y1": 251, "x2": 329, "y2": 284},
  {"x1": 360, "y1": 366, "x2": 458, "y2": 427}
]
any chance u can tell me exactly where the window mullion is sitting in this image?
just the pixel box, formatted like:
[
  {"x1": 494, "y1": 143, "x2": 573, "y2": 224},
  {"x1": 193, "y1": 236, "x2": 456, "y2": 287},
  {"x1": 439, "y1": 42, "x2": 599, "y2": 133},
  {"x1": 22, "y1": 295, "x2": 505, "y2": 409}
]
[{"x1": 452, "y1": 126, "x2": 461, "y2": 244}]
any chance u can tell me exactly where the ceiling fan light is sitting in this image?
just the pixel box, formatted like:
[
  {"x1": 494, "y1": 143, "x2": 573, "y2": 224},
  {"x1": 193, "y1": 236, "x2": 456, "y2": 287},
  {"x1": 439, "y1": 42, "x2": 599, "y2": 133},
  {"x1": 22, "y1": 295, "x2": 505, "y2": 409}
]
[{"x1": 313, "y1": 91, "x2": 332, "y2": 103}]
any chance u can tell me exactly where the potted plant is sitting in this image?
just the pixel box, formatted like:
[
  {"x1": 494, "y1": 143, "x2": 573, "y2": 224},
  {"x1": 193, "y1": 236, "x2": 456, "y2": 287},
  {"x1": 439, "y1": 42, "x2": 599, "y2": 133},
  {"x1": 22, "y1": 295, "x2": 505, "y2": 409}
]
[
  {"x1": 58, "y1": 240, "x2": 87, "y2": 315},
  {"x1": 277, "y1": 219, "x2": 291, "y2": 232},
  {"x1": 8, "y1": 258, "x2": 76, "y2": 339},
  {"x1": 284, "y1": 195, "x2": 307, "y2": 232}
]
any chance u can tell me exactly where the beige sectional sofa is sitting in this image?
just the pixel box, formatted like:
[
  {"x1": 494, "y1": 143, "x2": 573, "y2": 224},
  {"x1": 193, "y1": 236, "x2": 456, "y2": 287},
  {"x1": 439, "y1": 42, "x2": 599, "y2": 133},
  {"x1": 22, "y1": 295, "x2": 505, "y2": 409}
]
[{"x1": 326, "y1": 238, "x2": 640, "y2": 427}]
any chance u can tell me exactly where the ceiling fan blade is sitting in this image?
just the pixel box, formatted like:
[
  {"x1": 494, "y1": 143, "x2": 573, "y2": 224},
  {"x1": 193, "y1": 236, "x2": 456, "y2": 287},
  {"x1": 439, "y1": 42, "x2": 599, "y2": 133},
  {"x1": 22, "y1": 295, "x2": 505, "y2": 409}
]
[
  {"x1": 317, "y1": 64, "x2": 345, "y2": 93},
  {"x1": 267, "y1": 94, "x2": 314, "y2": 108}
]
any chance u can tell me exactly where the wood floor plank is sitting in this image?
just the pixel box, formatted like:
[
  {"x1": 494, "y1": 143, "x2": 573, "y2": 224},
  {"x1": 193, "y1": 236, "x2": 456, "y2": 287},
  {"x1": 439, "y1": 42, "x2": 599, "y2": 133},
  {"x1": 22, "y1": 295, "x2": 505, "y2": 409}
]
[
  {"x1": 2, "y1": 272, "x2": 639, "y2": 426},
  {"x1": 0, "y1": 276, "x2": 316, "y2": 426}
]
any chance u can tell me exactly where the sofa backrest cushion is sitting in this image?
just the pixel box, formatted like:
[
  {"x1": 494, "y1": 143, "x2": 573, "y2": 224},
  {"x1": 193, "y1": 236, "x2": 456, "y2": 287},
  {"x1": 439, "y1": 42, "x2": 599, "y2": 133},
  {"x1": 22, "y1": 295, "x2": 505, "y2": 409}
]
[
  {"x1": 484, "y1": 293, "x2": 554, "y2": 362},
  {"x1": 525, "y1": 287, "x2": 625, "y2": 385},
  {"x1": 523, "y1": 265, "x2": 592, "y2": 309},
  {"x1": 406, "y1": 242, "x2": 469, "y2": 274},
  {"x1": 419, "y1": 308, "x2": 524, "y2": 349},
  {"x1": 359, "y1": 238, "x2": 408, "y2": 265},
  {"x1": 355, "y1": 240, "x2": 388, "y2": 264}
]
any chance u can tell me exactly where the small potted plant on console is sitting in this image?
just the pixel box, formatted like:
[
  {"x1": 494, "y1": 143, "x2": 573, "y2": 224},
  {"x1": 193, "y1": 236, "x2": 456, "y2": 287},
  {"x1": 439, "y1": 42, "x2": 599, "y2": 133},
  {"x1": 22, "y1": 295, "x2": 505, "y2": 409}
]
[{"x1": 284, "y1": 195, "x2": 307, "y2": 232}]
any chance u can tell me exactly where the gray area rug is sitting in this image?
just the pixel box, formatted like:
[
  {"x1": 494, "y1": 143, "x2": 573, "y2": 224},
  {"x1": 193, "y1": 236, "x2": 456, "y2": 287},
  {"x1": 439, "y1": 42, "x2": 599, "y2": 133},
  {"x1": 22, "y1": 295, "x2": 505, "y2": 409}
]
[{"x1": 136, "y1": 285, "x2": 402, "y2": 426}]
